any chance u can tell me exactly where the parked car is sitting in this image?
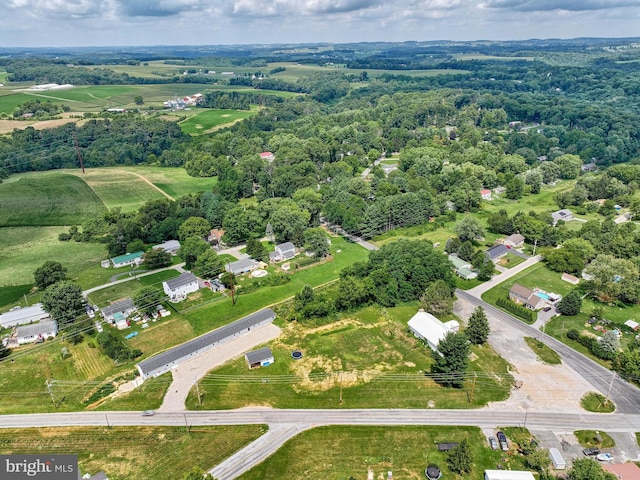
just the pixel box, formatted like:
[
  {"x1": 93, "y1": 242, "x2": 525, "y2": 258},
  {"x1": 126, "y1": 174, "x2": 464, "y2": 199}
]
[
  {"x1": 543, "y1": 306, "x2": 552, "y2": 312},
  {"x1": 583, "y1": 447, "x2": 600, "y2": 456},
  {"x1": 141, "y1": 410, "x2": 155, "y2": 416},
  {"x1": 497, "y1": 431, "x2": 508, "y2": 451},
  {"x1": 488, "y1": 437, "x2": 498, "y2": 450}
]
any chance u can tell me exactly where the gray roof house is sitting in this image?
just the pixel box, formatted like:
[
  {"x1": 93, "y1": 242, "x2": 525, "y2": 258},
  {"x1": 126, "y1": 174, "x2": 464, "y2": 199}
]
[
  {"x1": 101, "y1": 298, "x2": 136, "y2": 323},
  {"x1": 552, "y1": 209, "x2": 573, "y2": 225},
  {"x1": 0, "y1": 304, "x2": 50, "y2": 329},
  {"x1": 226, "y1": 258, "x2": 259, "y2": 275},
  {"x1": 136, "y1": 308, "x2": 276, "y2": 379},
  {"x1": 152, "y1": 239, "x2": 181, "y2": 255},
  {"x1": 163, "y1": 272, "x2": 199, "y2": 301},
  {"x1": 269, "y1": 242, "x2": 297, "y2": 262},
  {"x1": 448, "y1": 254, "x2": 470, "y2": 270},
  {"x1": 509, "y1": 284, "x2": 545, "y2": 310},
  {"x1": 485, "y1": 244, "x2": 509, "y2": 262},
  {"x1": 245, "y1": 346, "x2": 274, "y2": 369},
  {"x1": 16, "y1": 320, "x2": 58, "y2": 345},
  {"x1": 504, "y1": 233, "x2": 525, "y2": 248}
]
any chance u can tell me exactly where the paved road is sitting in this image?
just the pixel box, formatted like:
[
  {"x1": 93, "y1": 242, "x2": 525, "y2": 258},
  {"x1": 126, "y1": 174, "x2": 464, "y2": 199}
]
[
  {"x1": 467, "y1": 254, "x2": 542, "y2": 296},
  {"x1": 456, "y1": 289, "x2": 640, "y2": 414}
]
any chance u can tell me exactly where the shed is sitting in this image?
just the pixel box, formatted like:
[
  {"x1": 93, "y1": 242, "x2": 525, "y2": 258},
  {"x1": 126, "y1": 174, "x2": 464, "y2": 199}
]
[
  {"x1": 625, "y1": 320, "x2": 639, "y2": 331},
  {"x1": 245, "y1": 346, "x2": 274, "y2": 369},
  {"x1": 561, "y1": 273, "x2": 580, "y2": 285},
  {"x1": 549, "y1": 448, "x2": 566, "y2": 470},
  {"x1": 407, "y1": 310, "x2": 459, "y2": 354},
  {"x1": 484, "y1": 470, "x2": 536, "y2": 480},
  {"x1": 0, "y1": 304, "x2": 50, "y2": 329}
]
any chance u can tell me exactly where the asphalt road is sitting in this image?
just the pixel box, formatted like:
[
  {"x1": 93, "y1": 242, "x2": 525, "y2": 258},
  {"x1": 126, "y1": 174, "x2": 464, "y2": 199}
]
[{"x1": 456, "y1": 289, "x2": 640, "y2": 414}]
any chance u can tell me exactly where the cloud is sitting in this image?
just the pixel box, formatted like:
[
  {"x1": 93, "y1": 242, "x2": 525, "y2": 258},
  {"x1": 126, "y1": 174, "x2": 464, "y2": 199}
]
[
  {"x1": 7, "y1": 0, "x2": 105, "y2": 18},
  {"x1": 116, "y1": 0, "x2": 204, "y2": 17},
  {"x1": 482, "y1": 0, "x2": 640, "y2": 12}
]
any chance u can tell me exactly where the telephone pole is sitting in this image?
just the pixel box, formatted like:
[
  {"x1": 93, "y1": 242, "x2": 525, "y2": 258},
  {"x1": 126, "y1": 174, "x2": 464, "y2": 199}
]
[
  {"x1": 339, "y1": 371, "x2": 343, "y2": 405},
  {"x1": 45, "y1": 380, "x2": 56, "y2": 407},
  {"x1": 469, "y1": 372, "x2": 477, "y2": 404},
  {"x1": 194, "y1": 377, "x2": 202, "y2": 407},
  {"x1": 604, "y1": 372, "x2": 616, "y2": 406}
]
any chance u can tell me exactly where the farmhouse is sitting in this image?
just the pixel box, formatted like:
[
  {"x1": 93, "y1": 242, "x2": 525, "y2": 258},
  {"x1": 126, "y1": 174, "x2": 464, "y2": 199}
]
[
  {"x1": 260, "y1": 151, "x2": 275, "y2": 162},
  {"x1": 269, "y1": 242, "x2": 297, "y2": 262},
  {"x1": 101, "y1": 298, "x2": 136, "y2": 324},
  {"x1": 484, "y1": 470, "x2": 535, "y2": 480},
  {"x1": 485, "y1": 244, "x2": 509, "y2": 262},
  {"x1": 504, "y1": 233, "x2": 525, "y2": 249},
  {"x1": 136, "y1": 308, "x2": 276, "y2": 379},
  {"x1": 481, "y1": 189, "x2": 492, "y2": 200},
  {"x1": 110, "y1": 251, "x2": 144, "y2": 268},
  {"x1": 0, "y1": 304, "x2": 50, "y2": 329},
  {"x1": 509, "y1": 284, "x2": 545, "y2": 310},
  {"x1": 152, "y1": 240, "x2": 181, "y2": 255},
  {"x1": 163, "y1": 272, "x2": 200, "y2": 301},
  {"x1": 15, "y1": 320, "x2": 58, "y2": 346},
  {"x1": 551, "y1": 209, "x2": 573, "y2": 225},
  {"x1": 407, "y1": 309, "x2": 460, "y2": 354},
  {"x1": 245, "y1": 346, "x2": 274, "y2": 369},
  {"x1": 226, "y1": 258, "x2": 259, "y2": 275}
]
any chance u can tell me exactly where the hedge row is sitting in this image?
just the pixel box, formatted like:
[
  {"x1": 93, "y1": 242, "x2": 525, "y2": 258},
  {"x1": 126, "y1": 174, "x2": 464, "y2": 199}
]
[
  {"x1": 566, "y1": 329, "x2": 617, "y2": 361},
  {"x1": 497, "y1": 297, "x2": 535, "y2": 322}
]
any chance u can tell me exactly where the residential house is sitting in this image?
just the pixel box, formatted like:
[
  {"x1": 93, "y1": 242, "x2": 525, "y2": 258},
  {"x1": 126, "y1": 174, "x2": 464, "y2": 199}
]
[
  {"x1": 457, "y1": 266, "x2": 478, "y2": 280},
  {"x1": 137, "y1": 308, "x2": 276, "y2": 379},
  {"x1": 603, "y1": 462, "x2": 640, "y2": 479},
  {"x1": 493, "y1": 186, "x2": 506, "y2": 195},
  {"x1": 551, "y1": 209, "x2": 573, "y2": 226},
  {"x1": 407, "y1": 309, "x2": 460, "y2": 354},
  {"x1": 110, "y1": 251, "x2": 144, "y2": 268},
  {"x1": 504, "y1": 233, "x2": 525, "y2": 249},
  {"x1": 485, "y1": 244, "x2": 509, "y2": 262},
  {"x1": 101, "y1": 298, "x2": 136, "y2": 324},
  {"x1": 481, "y1": 189, "x2": 492, "y2": 201},
  {"x1": 259, "y1": 151, "x2": 275, "y2": 162},
  {"x1": 561, "y1": 273, "x2": 580, "y2": 285},
  {"x1": 152, "y1": 240, "x2": 181, "y2": 255},
  {"x1": 163, "y1": 272, "x2": 200, "y2": 301},
  {"x1": 15, "y1": 320, "x2": 58, "y2": 346},
  {"x1": 509, "y1": 284, "x2": 545, "y2": 310},
  {"x1": 0, "y1": 304, "x2": 50, "y2": 329},
  {"x1": 581, "y1": 161, "x2": 598, "y2": 172},
  {"x1": 226, "y1": 258, "x2": 259, "y2": 275},
  {"x1": 208, "y1": 229, "x2": 225, "y2": 247},
  {"x1": 269, "y1": 242, "x2": 297, "y2": 262},
  {"x1": 448, "y1": 254, "x2": 478, "y2": 280},
  {"x1": 245, "y1": 346, "x2": 274, "y2": 369}
]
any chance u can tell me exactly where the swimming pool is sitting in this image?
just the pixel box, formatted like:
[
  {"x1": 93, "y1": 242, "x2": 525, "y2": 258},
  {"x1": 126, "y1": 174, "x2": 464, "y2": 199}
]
[{"x1": 537, "y1": 292, "x2": 550, "y2": 300}]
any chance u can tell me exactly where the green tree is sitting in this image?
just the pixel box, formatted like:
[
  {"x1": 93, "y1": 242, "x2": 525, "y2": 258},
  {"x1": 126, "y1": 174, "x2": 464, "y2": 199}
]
[
  {"x1": 133, "y1": 286, "x2": 164, "y2": 316},
  {"x1": 178, "y1": 216, "x2": 211, "y2": 241},
  {"x1": 454, "y1": 216, "x2": 485, "y2": 243},
  {"x1": 41, "y1": 280, "x2": 84, "y2": 329},
  {"x1": 555, "y1": 154, "x2": 583, "y2": 180},
  {"x1": 33, "y1": 261, "x2": 67, "y2": 290},
  {"x1": 567, "y1": 458, "x2": 616, "y2": 480},
  {"x1": 583, "y1": 254, "x2": 639, "y2": 303},
  {"x1": 193, "y1": 249, "x2": 224, "y2": 279},
  {"x1": 506, "y1": 176, "x2": 525, "y2": 200},
  {"x1": 446, "y1": 438, "x2": 473, "y2": 474},
  {"x1": 420, "y1": 280, "x2": 454, "y2": 316},
  {"x1": 246, "y1": 238, "x2": 268, "y2": 262},
  {"x1": 445, "y1": 237, "x2": 462, "y2": 254},
  {"x1": 525, "y1": 448, "x2": 551, "y2": 472},
  {"x1": 294, "y1": 285, "x2": 315, "y2": 311},
  {"x1": 467, "y1": 306, "x2": 489, "y2": 345},
  {"x1": 557, "y1": 290, "x2": 582, "y2": 316},
  {"x1": 432, "y1": 332, "x2": 469, "y2": 388},
  {"x1": 134, "y1": 95, "x2": 144, "y2": 105},
  {"x1": 614, "y1": 348, "x2": 640, "y2": 380},
  {"x1": 179, "y1": 237, "x2": 209, "y2": 269},
  {"x1": 304, "y1": 228, "x2": 330, "y2": 258},
  {"x1": 599, "y1": 330, "x2": 621, "y2": 356},
  {"x1": 142, "y1": 248, "x2": 172, "y2": 269},
  {"x1": 269, "y1": 204, "x2": 311, "y2": 245},
  {"x1": 126, "y1": 239, "x2": 145, "y2": 253},
  {"x1": 457, "y1": 241, "x2": 475, "y2": 262},
  {"x1": 182, "y1": 467, "x2": 214, "y2": 480},
  {"x1": 0, "y1": 343, "x2": 10, "y2": 360}
]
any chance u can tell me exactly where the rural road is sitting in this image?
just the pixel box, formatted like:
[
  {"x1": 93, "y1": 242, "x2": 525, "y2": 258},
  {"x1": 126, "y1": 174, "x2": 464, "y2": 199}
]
[
  {"x1": 82, "y1": 262, "x2": 186, "y2": 296},
  {"x1": 467, "y1": 254, "x2": 542, "y2": 296}
]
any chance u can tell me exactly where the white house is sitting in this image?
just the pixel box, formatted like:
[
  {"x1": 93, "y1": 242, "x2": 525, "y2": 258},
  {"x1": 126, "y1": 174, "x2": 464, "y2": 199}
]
[
  {"x1": 110, "y1": 251, "x2": 144, "y2": 268},
  {"x1": 0, "y1": 304, "x2": 50, "y2": 329},
  {"x1": 152, "y1": 240, "x2": 181, "y2": 255},
  {"x1": 551, "y1": 209, "x2": 573, "y2": 226},
  {"x1": 504, "y1": 233, "x2": 525, "y2": 249},
  {"x1": 269, "y1": 242, "x2": 297, "y2": 262},
  {"x1": 407, "y1": 310, "x2": 460, "y2": 354},
  {"x1": 226, "y1": 258, "x2": 259, "y2": 275},
  {"x1": 15, "y1": 320, "x2": 58, "y2": 346},
  {"x1": 163, "y1": 272, "x2": 199, "y2": 301},
  {"x1": 101, "y1": 298, "x2": 136, "y2": 324},
  {"x1": 481, "y1": 189, "x2": 492, "y2": 200}
]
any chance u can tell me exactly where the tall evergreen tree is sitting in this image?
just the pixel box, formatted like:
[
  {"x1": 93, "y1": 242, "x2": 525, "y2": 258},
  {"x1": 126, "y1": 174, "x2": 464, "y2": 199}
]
[
  {"x1": 467, "y1": 306, "x2": 490, "y2": 345},
  {"x1": 432, "y1": 332, "x2": 470, "y2": 388}
]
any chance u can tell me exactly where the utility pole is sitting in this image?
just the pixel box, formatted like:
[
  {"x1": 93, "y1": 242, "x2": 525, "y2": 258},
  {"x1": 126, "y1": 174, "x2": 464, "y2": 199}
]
[
  {"x1": 45, "y1": 380, "x2": 56, "y2": 407},
  {"x1": 105, "y1": 415, "x2": 110, "y2": 429},
  {"x1": 533, "y1": 239, "x2": 538, "y2": 256},
  {"x1": 23, "y1": 293, "x2": 29, "y2": 307},
  {"x1": 604, "y1": 372, "x2": 616, "y2": 406},
  {"x1": 339, "y1": 371, "x2": 343, "y2": 405},
  {"x1": 469, "y1": 372, "x2": 477, "y2": 404},
  {"x1": 194, "y1": 377, "x2": 202, "y2": 407},
  {"x1": 184, "y1": 413, "x2": 190, "y2": 434}
]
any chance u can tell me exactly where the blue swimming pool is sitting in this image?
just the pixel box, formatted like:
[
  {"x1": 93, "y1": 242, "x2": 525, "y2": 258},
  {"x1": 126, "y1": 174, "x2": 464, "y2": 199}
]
[{"x1": 537, "y1": 292, "x2": 550, "y2": 300}]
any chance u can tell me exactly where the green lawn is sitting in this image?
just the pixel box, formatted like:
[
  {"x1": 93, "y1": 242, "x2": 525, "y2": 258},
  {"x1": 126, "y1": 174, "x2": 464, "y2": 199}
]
[
  {"x1": 238, "y1": 425, "x2": 525, "y2": 480},
  {"x1": 0, "y1": 425, "x2": 264, "y2": 480},
  {"x1": 575, "y1": 430, "x2": 615, "y2": 448},
  {"x1": 0, "y1": 173, "x2": 107, "y2": 226},
  {"x1": 87, "y1": 270, "x2": 181, "y2": 306},
  {"x1": 96, "y1": 372, "x2": 172, "y2": 411},
  {"x1": 178, "y1": 108, "x2": 256, "y2": 135},
  {"x1": 524, "y1": 337, "x2": 561, "y2": 365}
]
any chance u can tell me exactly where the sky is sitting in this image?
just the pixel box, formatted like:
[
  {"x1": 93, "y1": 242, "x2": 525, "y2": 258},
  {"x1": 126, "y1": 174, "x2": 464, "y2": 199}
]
[{"x1": 1, "y1": 0, "x2": 639, "y2": 47}]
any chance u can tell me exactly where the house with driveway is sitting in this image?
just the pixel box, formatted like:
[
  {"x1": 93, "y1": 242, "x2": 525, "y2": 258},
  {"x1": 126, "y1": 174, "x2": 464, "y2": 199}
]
[
  {"x1": 485, "y1": 244, "x2": 509, "y2": 263},
  {"x1": 551, "y1": 209, "x2": 573, "y2": 226},
  {"x1": 448, "y1": 254, "x2": 478, "y2": 280},
  {"x1": 163, "y1": 272, "x2": 199, "y2": 302},
  {"x1": 101, "y1": 298, "x2": 136, "y2": 324},
  {"x1": 152, "y1": 240, "x2": 181, "y2": 255},
  {"x1": 226, "y1": 258, "x2": 259, "y2": 275},
  {"x1": 509, "y1": 284, "x2": 545, "y2": 310},
  {"x1": 110, "y1": 251, "x2": 144, "y2": 268},
  {"x1": 504, "y1": 233, "x2": 525, "y2": 249},
  {"x1": 269, "y1": 242, "x2": 297, "y2": 262}
]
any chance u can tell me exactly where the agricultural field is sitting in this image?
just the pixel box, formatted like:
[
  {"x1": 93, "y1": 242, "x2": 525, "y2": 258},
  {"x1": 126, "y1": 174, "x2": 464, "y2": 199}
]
[
  {"x1": 0, "y1": 173, "x2": 107, "y2": 226},
  {"x1": 238, "y1": 425, "x2": 526, "y2": 480},
  {"x1": 0, "y1": 425, "x2": 264, "y2": 480},
  {"x1": 179, "y1": 107, "x2": 257, "y2": 135},
  {"x1": 187, "y1": 304, "x2": 512, "y2": 410}
]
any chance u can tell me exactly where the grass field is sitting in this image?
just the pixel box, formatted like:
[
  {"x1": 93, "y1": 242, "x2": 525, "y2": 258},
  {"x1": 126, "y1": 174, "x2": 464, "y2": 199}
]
[
  {"x1": 524, "y1": 337, "x2": 561, "y2": 365},
  {"x1": 0, "y1": 425, "x2": 264, "y2": 480},
  {"x1": 238, "y1": 425, "x2": 527, "y2": 480},
  {"x1": 87, "y1": 269, "x2": 181, "y2": 306},
  {"x1": 187, "y1": 303, "x2": 512, "y2": 410},
  {"x1": 179, "y1": 108, "x2": 257, "y2": 135},
  {"x1": 0, "y1": 173, "x2": 107, "y2": 226},
  {"x1": 95, "y1": 372, "x2": 172, "y2": 411}
]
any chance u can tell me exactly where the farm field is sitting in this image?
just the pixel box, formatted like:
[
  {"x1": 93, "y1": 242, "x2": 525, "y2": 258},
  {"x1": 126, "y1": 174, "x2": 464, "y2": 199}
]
[
  {"x1": 0, "y1": 173, "x2": 107, "y2": 226},
  {"x1": 187, "y1": 303, "x2": 512, "y2": 410},
  {"x1": 238, "y1": 425, "x2": 526, "y2": 480},
  {"x1": 0, "y1": 425, "x2": 264, "y2": 480},
  {"x1": 179, "y1": 107, "x2": 257, "y2": 135}
]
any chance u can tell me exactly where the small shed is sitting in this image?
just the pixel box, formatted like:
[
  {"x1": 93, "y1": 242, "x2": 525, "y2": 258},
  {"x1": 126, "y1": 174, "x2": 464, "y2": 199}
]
[
  {"x1": 625, "y1": 319, "x2": 639, "y2": 331},
  {"x1": 245, "y1": 347, "x2": 274, "y2": 369},
  {"x1": 549, "y1": 448, "x2": 566, "y2": 470}
]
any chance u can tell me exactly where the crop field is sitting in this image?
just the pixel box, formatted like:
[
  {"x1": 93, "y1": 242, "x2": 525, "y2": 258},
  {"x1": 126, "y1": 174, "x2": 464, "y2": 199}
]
[
  {"x1": 0, "y1": 173, "x2": 107, "y2": 226},
  {"x1": 179, "y1": 108, "x2": 257, "y2": 135},
  {"x1": 187, "y1": 304, "x2": 512, "y2": 410},
  {"x1": 0, "y1": 425, "x2": 264, "y2": 480},
  {"x1": 239, "y1": 425, "x2": 527, "y2": 480}
]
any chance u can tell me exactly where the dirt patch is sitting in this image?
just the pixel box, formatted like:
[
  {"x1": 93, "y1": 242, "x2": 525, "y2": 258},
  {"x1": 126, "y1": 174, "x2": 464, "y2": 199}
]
[{"x1": 404, "y1": 361, "x2": 416, "y2": 367}]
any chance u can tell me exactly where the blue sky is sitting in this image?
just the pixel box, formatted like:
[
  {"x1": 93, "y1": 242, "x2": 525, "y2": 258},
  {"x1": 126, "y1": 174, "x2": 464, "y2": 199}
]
[{"x1": 1, "y1": 0, "x2": 639, "y2": 47}]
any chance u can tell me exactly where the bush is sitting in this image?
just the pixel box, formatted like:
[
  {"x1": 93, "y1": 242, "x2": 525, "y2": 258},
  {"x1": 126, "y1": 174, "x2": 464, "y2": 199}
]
[
  {"x1": 566, "y1": 329, "x2": 617, "y2": 361},
  {"x1": 496, "y1": 297, "x2": 535, "y2": 322}
]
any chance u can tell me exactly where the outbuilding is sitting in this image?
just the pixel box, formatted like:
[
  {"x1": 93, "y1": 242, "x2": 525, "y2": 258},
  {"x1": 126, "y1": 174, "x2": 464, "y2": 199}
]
[
  {"x1": 549, "y1": 448, "x2": 566, "y2": 470},
  {"x1": 245, "y1": 347, "x2": 274, "y2": 369},
  {"x1": 152, "y1": 240, "x2": 181, "y2": 255},
  {"x1": 101, "y1": 298, "x2": 136, "y2": 324},
  {"x1": 407, "y1": 309, "x2": 460, "y2": 354},
  {"x1": 0, "y1": 304, "x2": 50, "y2": 329}
]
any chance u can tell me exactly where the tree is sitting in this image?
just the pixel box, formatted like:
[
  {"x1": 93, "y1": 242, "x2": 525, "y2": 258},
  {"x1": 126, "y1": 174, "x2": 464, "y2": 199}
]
[
  {"x1": 457, "y1": 241, "x2": 475, "y2": 262},
  {"x1": 525, "y1": 448, "x2": 551, "y2": 472},
  {"x1": 583, "y1": 254, "x2": 639, "y2": 303},
  {"x1": 179, "y1": 237, "x2": 209, "y2": 269},
  {"x1": 454, "y1": 216, "x2": 485, "y2": 243},
  {"x1": 134, "y1": 95, "x2": 144, "y2": 105},
  {"x1": 178, "y1": 216, "x2": 211, "y2": 241},
  {"x1": 265, "y1": 222, "x2": 275, "y2": 243},
  {"x1": 182, "y1": 467, "x2": 214, "y2": 480},
  {"x1": 133, "y1": 286, "x2": 164, "y2": 316},
  {"x1": 142, "y1": 248, "x2": 172, "y2": 269},
  {"x1": 304, "y1": 228, "x2": 330, "y2": 258},
  {"x1": 555, "y1": 154, "x2": 583, "y2": 180},
  {"x1": 420, "y1": 280, "x2": 454, "y2": 316},
  {"x1": 557, "y1": 290, "x2": 582, "y2": 316},
  {"x1": 41, "y1": 280, "x2": 84, "y2": 329},
  {"x1": 0, "y1": 343, "x2": 10, "y2": 360},
  {"x1": 446, "y1": 438, "x2": 473, "y2": 474},
  {"x1": 506, "y1": 176, "x2": 525, "y2": 200},
  {"x1": 467, "y1": 306, "x2": 489, "y2": 345},
  {"x1": 614, "y1": 348, "x2": 640, "y2": 380},
  {"x1": 567, "y1": 458, "x2": 616, "y2": 480},
  {"x1": 431, "y1": 332, "x2": 469, "y2": 388},
  {"x1": 33, "y1": 261, "x2": 67, "y2": 290},
  {"x1": 193, "y1": 249, "x2": 224, "y2": 279},
  {"x1": 444, "y1": 237, "x2": 462, "y2": 254},
  {"x1": 246, "y1": 238, "x2": 268, "y2": 262},
  {"x1": 599, "y1": 330, "x2": 621, "y2": 356}
]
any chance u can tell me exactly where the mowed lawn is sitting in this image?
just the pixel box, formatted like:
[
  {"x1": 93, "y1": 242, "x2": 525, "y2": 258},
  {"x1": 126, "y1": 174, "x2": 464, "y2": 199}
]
[
  {"x1": 0, "y1": 173, "x2": 107, "y2": 226},
  {"x1": 179, "y1": 108, "x2": 257, "y2": 135},
  {"x1": 0, "y1": 425, "x2": 264, "y2": 480}
]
